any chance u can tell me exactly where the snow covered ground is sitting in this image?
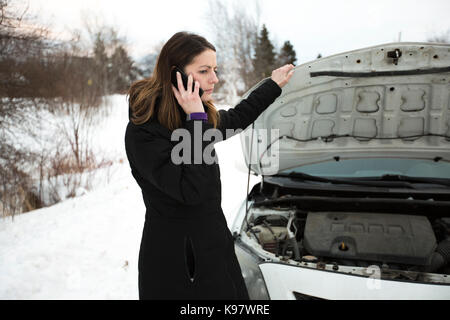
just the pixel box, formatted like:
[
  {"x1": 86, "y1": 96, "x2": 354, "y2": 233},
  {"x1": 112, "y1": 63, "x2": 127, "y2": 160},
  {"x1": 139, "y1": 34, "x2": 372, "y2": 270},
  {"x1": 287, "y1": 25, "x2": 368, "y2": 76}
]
[{"x1": 0, "y1": 95, "x2": 259, "y2": 299}]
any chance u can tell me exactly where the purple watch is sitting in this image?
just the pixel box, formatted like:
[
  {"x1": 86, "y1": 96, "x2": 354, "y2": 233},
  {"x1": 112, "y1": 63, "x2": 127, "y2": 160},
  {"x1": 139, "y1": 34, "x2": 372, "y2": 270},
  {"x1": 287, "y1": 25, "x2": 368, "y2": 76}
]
[{"x1": 186, "y1": 112, "x2": 208, "y2": 121}]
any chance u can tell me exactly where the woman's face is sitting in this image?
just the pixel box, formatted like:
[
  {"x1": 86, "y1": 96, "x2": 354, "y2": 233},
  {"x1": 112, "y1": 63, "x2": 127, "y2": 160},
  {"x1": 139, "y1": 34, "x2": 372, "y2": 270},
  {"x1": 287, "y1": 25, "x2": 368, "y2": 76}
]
[{"x1": 183, "y1": 49, "x2": 219, "y2": 102}]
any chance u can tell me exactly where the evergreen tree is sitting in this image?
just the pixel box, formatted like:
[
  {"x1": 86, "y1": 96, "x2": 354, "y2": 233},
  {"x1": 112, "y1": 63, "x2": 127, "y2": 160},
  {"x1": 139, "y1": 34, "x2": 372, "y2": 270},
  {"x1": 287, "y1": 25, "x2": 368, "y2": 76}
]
[
  {"x1": 109, "y1": 45, "x2": 136, "y2": 93},
  {"x1": 138, "y1": 52, "x2": 158, "y2": 78},
  {"x1": 252, "y1": 24, "x2": 276, "y2": 79},
  {"x1": 92, "y1": 32, "x2": 138, "y2": 94},
  {"x1": 277, "y1": 40, "x2": 297, "y2": 66},
  {"x1": 93, "y1": 33, "x2": 109, "y2": 95}
]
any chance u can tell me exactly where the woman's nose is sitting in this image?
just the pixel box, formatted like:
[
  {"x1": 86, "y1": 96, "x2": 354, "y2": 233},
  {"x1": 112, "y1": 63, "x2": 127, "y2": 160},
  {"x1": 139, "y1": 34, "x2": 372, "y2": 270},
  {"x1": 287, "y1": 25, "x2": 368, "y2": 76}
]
[{"x1": 210, "y1": 72, "x2": 219, "y2": 84}]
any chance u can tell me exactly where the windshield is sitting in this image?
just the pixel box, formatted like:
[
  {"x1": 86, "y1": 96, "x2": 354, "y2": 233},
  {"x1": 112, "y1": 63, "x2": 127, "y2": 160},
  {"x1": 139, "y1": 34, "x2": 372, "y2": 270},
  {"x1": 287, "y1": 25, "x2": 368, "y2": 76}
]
[{"x1": 281, "y1": 158, "x2": 450, "y2": 179}]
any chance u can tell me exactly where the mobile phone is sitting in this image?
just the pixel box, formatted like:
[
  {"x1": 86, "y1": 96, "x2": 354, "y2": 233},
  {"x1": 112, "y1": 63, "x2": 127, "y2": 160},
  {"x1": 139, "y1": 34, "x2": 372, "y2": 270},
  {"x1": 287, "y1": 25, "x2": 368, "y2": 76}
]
[{"x1": 171, "y1": 66, "x2": 204, "y2": 97}]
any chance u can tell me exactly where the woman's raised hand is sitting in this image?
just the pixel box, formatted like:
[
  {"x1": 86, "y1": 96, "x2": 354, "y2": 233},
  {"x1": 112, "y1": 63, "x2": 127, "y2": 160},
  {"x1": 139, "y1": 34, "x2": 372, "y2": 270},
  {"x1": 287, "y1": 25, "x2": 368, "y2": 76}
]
[
  {"x1": 271, "y1": 64, "x2": 295, "y2": 88},
  {"x1": 171, "y1": 72, "x2": 205, "y2": 114}
]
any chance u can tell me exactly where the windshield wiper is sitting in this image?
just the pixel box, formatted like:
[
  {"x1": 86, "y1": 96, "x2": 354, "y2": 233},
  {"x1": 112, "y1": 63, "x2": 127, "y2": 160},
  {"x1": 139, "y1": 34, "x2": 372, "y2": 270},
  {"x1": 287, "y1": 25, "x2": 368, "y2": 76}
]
[
  {"x1": 360, "y1": 174, "x2": 450, "y2": 187},
  {"x1": 272, "y1": 172, "x2": 444, "y2": 189}
]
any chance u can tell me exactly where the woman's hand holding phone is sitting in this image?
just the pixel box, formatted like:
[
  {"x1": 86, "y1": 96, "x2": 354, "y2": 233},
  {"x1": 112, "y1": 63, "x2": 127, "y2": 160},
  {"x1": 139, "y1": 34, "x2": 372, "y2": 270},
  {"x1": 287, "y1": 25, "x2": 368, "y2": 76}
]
[{"x1": 171, "y1": 71, "x2": 205, "y2": 115}]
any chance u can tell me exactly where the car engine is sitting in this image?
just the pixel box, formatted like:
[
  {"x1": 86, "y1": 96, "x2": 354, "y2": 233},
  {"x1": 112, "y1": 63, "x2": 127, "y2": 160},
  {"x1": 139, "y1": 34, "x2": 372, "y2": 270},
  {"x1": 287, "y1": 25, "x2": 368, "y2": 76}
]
[
  {"x1": 303, "y1": 212, "x2": 436, "y2": 266},
  {"x1": 247, "y1": 209, "x2": 450, "y2": 274}
]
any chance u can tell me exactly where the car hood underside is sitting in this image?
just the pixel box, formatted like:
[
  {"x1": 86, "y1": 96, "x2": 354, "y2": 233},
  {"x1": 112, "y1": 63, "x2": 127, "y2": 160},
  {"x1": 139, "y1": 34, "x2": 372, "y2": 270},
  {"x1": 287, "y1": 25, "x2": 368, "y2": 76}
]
[{"x1": 240, "y1": 42, "x2": 450, "y2": 175}]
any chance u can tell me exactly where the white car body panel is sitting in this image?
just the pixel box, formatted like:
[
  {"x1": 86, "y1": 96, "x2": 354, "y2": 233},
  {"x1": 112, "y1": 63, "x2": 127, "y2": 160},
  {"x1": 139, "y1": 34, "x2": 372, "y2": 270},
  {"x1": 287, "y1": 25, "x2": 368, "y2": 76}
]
[{"x1": 259, "y1": 263, "x2": 450, "y2": 300}]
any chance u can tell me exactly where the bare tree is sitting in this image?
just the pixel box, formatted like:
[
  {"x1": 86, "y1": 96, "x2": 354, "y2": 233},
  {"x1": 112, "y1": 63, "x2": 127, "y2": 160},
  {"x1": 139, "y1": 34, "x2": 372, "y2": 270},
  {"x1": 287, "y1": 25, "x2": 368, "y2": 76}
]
[
  {"x1": 0, "y1": 2, "x2": 119, "y2": 217},
  {"x1": 205, "y1": 0, "x2": 261, "y2": 102},
  {"x1": 0, "y1": 0, "x2": 54, "y2": 217}
]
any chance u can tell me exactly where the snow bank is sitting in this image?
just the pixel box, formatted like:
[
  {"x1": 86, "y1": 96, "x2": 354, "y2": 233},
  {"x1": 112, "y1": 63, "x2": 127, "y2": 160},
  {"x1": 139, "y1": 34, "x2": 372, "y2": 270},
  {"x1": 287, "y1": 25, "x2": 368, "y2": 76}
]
[{"x1": 0, "y1": 164, "x2": 144, "y2": 299}]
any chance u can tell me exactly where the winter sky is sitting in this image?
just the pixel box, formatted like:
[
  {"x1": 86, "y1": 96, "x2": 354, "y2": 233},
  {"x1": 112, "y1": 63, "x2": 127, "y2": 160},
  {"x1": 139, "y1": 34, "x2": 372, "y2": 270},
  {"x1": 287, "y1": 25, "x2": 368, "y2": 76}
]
[{"x1": 28, "y1": 0, "x2": 450, "y2": 65}]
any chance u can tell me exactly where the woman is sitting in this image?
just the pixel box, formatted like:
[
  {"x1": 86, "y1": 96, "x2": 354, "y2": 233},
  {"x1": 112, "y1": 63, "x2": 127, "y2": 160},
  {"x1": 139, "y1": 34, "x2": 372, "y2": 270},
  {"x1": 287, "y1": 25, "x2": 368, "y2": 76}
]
[{"x1": 125, "y1": 31, "x2": 294, "y2": 300}]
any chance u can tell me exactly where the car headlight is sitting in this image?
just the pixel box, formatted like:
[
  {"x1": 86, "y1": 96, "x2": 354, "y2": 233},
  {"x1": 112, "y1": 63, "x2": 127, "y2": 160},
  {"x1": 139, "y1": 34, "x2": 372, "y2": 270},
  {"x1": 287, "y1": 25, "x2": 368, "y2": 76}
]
[{"x1": 234, "y1": 242, "x2": 270, "y2": 300}]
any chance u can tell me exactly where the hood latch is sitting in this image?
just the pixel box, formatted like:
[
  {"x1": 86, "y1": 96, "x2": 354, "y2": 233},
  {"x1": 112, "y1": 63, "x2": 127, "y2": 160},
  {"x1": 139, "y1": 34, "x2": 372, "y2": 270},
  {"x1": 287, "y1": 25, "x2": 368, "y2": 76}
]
[{"x1": 387, "y1": 48, "x2": 402, "y2": 65}]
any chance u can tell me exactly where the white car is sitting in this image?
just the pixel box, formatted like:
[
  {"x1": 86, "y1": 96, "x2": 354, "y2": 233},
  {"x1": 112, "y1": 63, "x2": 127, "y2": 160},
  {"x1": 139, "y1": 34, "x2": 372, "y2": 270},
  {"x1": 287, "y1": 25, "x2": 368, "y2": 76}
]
[{"x1": 231, "y1": 42, "x2": 450, "y2": 300}]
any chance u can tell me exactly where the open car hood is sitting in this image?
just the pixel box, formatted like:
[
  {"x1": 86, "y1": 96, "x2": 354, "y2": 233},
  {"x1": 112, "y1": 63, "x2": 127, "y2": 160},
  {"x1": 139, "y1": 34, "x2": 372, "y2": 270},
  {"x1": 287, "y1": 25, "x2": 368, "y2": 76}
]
[{"x1": 240, "y1": 42, "x2": 450, "y2": 176}]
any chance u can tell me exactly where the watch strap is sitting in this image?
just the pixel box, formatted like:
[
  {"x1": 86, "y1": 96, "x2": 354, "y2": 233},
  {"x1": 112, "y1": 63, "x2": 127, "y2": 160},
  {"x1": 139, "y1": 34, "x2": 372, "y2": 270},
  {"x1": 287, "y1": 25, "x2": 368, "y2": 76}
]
[{"x1": 187, "y1": 112, "x2": 208, "y2": 121}]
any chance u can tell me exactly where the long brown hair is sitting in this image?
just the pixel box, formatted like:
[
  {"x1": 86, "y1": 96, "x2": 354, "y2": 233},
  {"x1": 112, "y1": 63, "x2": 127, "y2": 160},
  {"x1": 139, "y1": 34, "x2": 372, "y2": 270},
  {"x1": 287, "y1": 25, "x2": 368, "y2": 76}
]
[{"x1": 127, "y1": 32, "x2": 219, "y2": 130}]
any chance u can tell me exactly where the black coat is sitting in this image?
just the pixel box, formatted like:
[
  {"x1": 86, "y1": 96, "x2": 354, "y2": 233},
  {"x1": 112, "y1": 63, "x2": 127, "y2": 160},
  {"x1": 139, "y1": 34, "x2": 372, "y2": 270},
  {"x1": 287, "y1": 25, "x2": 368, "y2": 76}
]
[{"x1": 124, "y1": 79, "x2": 281, "y2": 299}]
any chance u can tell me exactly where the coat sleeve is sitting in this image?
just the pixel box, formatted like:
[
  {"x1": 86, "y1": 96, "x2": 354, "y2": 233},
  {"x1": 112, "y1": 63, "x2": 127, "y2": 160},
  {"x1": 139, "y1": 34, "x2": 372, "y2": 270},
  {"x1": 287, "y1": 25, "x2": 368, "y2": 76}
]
[
  {"x1": 217, "y1": 78, "x2": 282, "y2": 139},
  {"x1": 125, "y1": 119, "x2": 219, "y2": 206}
]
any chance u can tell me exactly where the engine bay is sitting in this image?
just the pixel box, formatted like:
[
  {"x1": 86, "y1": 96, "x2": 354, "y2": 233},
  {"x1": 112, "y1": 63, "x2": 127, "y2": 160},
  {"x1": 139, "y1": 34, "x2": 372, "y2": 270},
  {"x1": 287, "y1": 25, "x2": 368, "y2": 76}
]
[{"x1": 244, "y1": 206, "x2": 450, "y2": 280}]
